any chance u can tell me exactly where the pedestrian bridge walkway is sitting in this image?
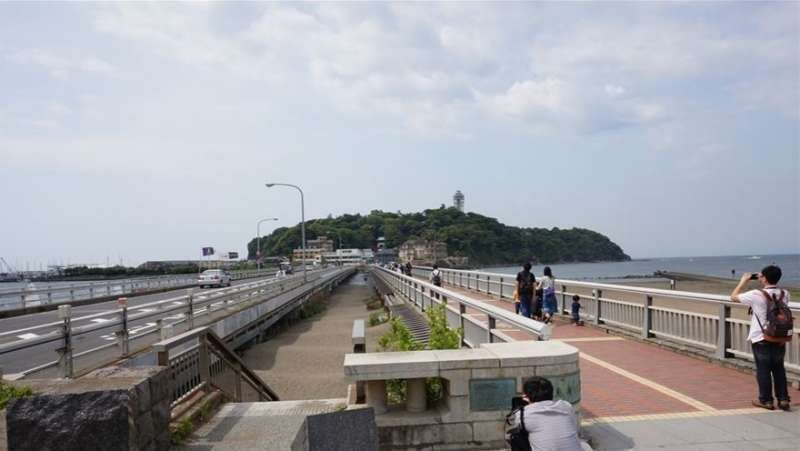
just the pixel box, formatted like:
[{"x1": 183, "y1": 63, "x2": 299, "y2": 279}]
[
  {"x1": 390, "y1": 268, "x2": 800, "y2": 449},
  {"x1": 177, "y1": 267, "x2": 798, "y2": 450}
]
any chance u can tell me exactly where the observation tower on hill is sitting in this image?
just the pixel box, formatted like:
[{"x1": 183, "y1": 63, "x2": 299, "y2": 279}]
[{"x1": 453, "y1": 190, "x2": 464, "y2": 212}]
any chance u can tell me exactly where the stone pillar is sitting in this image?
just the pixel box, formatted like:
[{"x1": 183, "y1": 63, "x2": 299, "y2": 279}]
[
  {"x1": 406, "y1": 378, "x2": 426, "y2": 413},
  {"x1": 6, "y1": 366, "x2": 171, "y2": 451},
  {"x1": 366, "y1": 380, "x2": 387, "y2": 415}
]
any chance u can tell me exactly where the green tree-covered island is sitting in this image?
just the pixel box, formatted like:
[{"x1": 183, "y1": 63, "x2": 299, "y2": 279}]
[{"x1": 248, "y1": 208, "x2": 630, "y2": 267}]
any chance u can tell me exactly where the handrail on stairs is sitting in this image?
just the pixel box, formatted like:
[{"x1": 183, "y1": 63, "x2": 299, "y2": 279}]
[{"x1": 153, "y1": 326, "x2": 279, "y2": 406}]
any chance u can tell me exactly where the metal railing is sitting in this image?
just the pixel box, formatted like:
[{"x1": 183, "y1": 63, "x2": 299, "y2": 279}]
[
  {"x1": 407, "y1": 266, "x2": 800, "y2": 372},
  {"x1": 372, "y1": 266, "x2": 551, "y2": 347},
  {"x1": 154, "y1": 326, "x2": 278, "y2": 406},
  {"x1": 0, "y1": 269, "x2": 328, "y2": 378},
  {"x1": 0, "y1": 269, "x2": 275, "y2": 310}
]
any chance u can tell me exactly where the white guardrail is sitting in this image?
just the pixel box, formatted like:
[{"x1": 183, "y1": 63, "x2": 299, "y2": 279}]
[
  {"x1": 401, "y1": 265, "x2": 800, "y2": 373},
  {"x1": 372, "y1": 265, "x2": 551, "y2": 346},
  {"x1": 0, "y1": 269, "x2": 274, "y2": 310},
  {"x1": 0, "y1": 269, "x2": 332, "y2": 378}
]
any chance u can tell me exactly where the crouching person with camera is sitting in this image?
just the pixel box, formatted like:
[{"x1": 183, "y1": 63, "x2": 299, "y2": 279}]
[{"x1": 507, "y1": 376, "x2": 582, "y2": 451}]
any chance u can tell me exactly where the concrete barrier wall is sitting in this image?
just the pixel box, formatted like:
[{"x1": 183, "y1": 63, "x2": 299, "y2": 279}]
[{"x1": 344, "y1": 341, "x2": 580, "y2": 450}]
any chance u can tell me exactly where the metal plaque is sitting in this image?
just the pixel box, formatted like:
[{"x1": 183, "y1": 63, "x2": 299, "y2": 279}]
[{"x1": 469, "y1": 378, "x2": 517, "y2": 412}]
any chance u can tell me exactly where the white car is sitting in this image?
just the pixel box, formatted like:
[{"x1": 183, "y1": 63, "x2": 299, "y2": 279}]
[{"x1": 197, "y1": 269, "x2": 232, "y2": 288}]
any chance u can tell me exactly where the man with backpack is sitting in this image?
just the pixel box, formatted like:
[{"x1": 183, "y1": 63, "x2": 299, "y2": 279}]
[
  {"x1": 731, "y1": 265, "x2": 793, "y2": 411},
  {"x1": 517, "y1": 263, "x2": 535, "y2": 318}
]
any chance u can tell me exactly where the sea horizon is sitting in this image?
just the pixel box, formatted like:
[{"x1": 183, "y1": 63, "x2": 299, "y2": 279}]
[{"x1": 482, "y1": 253, "x2": 800, "y2": 286}]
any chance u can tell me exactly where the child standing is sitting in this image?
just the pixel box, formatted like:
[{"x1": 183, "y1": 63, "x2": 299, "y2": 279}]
[{"x1": 571, "y1": 295, "x2": 583, "y2": 325}]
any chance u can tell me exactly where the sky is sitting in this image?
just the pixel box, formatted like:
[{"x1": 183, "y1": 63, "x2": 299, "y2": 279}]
[{"x1": 1, "y1": 2, "x2": 799, "y2": 269}]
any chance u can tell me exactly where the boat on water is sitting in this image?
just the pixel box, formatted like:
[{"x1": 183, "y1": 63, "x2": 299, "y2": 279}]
[{"x1": 745, "y1": 256, "x2": 762, "y2": 260}]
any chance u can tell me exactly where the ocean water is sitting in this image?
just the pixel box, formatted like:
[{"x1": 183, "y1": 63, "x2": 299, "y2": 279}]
[{"x1": 482, "y1": 254, "x2": 800, "y2": 286}]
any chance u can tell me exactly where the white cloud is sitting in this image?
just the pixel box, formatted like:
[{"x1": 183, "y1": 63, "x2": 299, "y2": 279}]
[
  {"x1": 480, "y1": 78, "x2": 569, "y2": 117},
  {"x1": 72, "y1": 3, "x2": 797, "y2": 137},
  {"x1": 45, "y1": 102, "x2": 73, "y2": 116},
  {"x1": 476, "y1": 78, "x2": 666, "y2": 133},
  {"x1": 8, "y1": 48, "x2": 117, "y2": 79},
  {"x1": 605, "y1": 84, "x2": 626, "y2": 97}
]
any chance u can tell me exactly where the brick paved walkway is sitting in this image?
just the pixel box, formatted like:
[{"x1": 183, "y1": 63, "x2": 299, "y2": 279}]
[{"x1": 420, "y1": 279, "x2": 800, "y2": 424}]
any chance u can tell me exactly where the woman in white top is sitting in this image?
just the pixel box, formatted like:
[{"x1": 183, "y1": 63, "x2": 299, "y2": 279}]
[{"x1": 538, "y1": 266, "x2": 557, "y2": 323}]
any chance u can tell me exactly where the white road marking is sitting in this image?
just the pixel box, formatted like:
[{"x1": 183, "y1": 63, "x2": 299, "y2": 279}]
[
  {"x1": 91, "y1": 318, "x2": 112, "y2": 323},
  {"x1": 18, "y1": 333, "x2": 39, "y2": 340},
  {"x1": 129, "y1": 323, "x2": 157, "y2": 335}
]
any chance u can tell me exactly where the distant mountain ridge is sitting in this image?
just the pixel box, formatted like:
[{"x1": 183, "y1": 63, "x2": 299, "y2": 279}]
[{"x1": 247, "y1": 208, "x2": 630, "y2": 266}]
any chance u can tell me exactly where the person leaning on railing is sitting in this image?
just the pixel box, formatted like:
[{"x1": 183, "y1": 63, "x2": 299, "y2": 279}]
[{"x1": 730, "y1": 265, "x2": 792, "y2": 412}]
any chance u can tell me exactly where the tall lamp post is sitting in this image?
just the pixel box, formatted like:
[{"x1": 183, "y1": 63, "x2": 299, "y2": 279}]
[
  {"x1": 256, "y1": 217, "x2": 279, "y2": 271},
  {"x1": 330, "y1": 230, "x2": 343, "y2": 266},
  {"x1": 265, "y1": 183, "x2": 306, "y2": 282}
]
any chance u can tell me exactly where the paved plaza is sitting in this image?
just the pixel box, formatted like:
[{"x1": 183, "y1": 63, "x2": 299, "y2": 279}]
[{"x1": 434, "y1": 282, "x2": 800, "y2": 450}]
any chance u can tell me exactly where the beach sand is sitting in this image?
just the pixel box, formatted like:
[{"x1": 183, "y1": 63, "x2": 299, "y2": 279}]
[{"x1": 617, "y1": 276, "x2": 800, "y2": 299}]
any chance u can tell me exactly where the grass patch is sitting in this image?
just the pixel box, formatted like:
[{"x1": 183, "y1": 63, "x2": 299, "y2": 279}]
[
  {"x1": 365, "y1": 297, "x2": 383, "y2": 310},
  {"x1": 368, "y1": 311, "x2": 389, "y2": 327},
  {"x1": 0, "y1": 382, "x2": 34, "y2": 409},
  {"x1": 170, "y1": 417, "x2": 194, "y2": 445},
  {"x1": 298, "y1": 299, "x2": 327, "y2": 319}
]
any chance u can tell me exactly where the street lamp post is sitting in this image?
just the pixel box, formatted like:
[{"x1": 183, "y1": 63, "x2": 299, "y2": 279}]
[
  {"x1": 330, "y1": 230, "x2": 343, "y2": 266},
  {"x1": 256, "y1": 218, "x2": 279, "y2": 271},
  {"x1": 265, "y1": 183, "x2": 306, "y2": 282}
]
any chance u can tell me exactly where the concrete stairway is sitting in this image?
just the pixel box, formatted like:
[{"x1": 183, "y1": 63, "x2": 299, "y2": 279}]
[
  {"x1": 387, "y1": 300, "x2": 430, "y2": 345},
  {"x1": 179, "y1": 399, "x2": 348, "y2": 450}
]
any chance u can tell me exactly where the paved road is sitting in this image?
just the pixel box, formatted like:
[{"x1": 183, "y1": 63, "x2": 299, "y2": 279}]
[
  {"x1": 241, "y1": 276, "x2": 387, "y2": 400},
  {"x1": 0, "y1": 275, "x2": 276, "y2": 377}
]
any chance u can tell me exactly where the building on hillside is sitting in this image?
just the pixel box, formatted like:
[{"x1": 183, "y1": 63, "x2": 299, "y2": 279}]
[
  {"x1": 453, "y1": 190, "x2": 465, "y2": 212},
  {"x1": 292, "y1": 235, "x2": 335, "y2": 264},
  {"x1": 374, "y1": 248, "x2": 397, "y2": 265},
  {"x1": 139, "y1": 260, "x2": 240, "y2": 270},
  {"x1": 308, "y1": 236, "x2": 335, "y2": 252},
  {"x1": 320, "y1": 248, "x2": 374, "y2": 266},
  {"x1": 373, "y1": 237, "x2": 397, "y2": 265},
  {"x1": 398, "y1": 240, "x2": 448, "y2": 266}
]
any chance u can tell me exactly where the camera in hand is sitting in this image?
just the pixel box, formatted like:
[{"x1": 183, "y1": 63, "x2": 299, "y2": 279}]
[
  {"x1": 511, "y1": 396, "x2": 528, "y2": 410},
  {"x1": 750, "y1": 273, "x2": 760, "y2": 280}
]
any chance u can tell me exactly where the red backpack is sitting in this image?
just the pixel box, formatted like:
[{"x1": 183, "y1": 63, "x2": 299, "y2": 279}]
[{"x1": 755, "y1": 289, "x2": 794, "y2": 343}]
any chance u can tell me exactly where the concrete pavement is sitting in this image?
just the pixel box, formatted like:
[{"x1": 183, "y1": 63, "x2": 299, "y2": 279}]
[{"x1": 241, "y1": 277, "x2": 386, "y2": 400}]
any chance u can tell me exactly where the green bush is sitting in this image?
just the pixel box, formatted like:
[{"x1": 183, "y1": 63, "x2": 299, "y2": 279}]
[
  {"x1": 426, "y1": 304, "x2": 461, "y2": 350},
  {"x1": 424, "y1": 305, "x2": 461, "y2": 403},
  {"x1": 365, "y1": 297, "x2": 384, "y2": 310},
  {"x1": 0, "y1": 382, "x2": 33, "y2": 409},
  {"x1": 170, "y1": 417, "x2": 193, "y2": 445},
  {"x1": 378, "y1": 318, "x2": 422, "y2": 352},
  {"x1": 377, "y1": 306, "x2": 462, "y2": 404},
  {"x1": 368, "y1": 311, "x2": 388, "y2": 327},
  {"x1": 298, "y1": 300, "x2": 326, "y2": 319}
]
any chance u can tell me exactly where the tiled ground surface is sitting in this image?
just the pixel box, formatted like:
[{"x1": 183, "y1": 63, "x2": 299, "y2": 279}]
[
  {"x1": 423, "y1": 279, "x2": 800, "y2": 421},
  {"x1": 570, "y1": 339, "x2": 770, "y2": 411},
  {"x1": 579, "y1": 358, "x2": 699, "y2": 419}
]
